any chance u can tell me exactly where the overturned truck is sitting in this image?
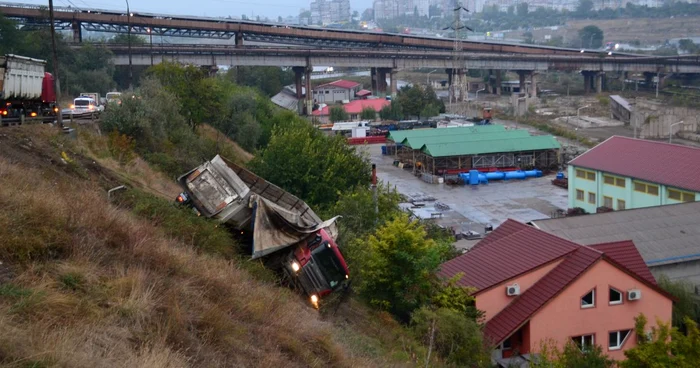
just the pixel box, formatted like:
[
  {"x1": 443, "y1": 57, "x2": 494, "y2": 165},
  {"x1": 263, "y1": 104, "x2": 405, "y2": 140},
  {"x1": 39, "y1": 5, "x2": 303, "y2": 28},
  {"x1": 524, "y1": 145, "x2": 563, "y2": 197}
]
[{"x1": 175, "y1": 155, "x2": 349, "y2": 307}]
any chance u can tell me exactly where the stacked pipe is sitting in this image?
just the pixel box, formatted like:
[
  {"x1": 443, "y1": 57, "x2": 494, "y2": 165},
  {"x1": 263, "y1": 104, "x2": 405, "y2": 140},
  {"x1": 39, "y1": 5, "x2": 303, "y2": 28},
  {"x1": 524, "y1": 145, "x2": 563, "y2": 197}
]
[{"x1": 458, "y1": 169, "x2": 543, "y2": 185}]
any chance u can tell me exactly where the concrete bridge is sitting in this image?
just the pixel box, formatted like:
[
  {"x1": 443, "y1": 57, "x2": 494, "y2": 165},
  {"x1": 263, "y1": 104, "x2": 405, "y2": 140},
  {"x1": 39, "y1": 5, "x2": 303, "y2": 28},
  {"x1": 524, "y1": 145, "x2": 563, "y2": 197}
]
[{"x1": 98, "y1": 44, "x2": 700, "y2": 113}]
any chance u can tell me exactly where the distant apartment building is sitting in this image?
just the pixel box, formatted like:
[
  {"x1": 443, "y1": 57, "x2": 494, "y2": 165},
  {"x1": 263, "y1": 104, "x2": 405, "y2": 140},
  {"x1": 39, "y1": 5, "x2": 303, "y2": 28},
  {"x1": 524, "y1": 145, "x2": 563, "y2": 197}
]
[
  {"x1": 567, "y1": 136, "x2": 700, "y2": 213},
  {"x1": 310, "y1": 0, "x2": 351, "y2": 25},
  {"x1": 373, "y1": 0, "x2": 430, "y2": 19}
]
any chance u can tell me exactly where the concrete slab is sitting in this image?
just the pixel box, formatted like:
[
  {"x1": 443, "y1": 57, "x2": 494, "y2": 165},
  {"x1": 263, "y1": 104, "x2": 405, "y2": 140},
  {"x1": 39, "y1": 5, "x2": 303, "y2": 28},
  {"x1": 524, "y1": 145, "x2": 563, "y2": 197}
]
[{"x1": 358, "y1": 144, "x2": 569, "y2": 233}]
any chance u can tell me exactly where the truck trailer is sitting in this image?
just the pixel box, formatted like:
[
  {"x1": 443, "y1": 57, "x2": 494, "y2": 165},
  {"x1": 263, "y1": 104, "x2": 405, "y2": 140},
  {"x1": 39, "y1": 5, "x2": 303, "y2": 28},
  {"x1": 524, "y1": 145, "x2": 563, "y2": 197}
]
[
  {"x1": 0, "y1": 55, "x2": 57, "y2": 119},
  {"x1": 175, "y1": 155, "x2": 349, "y2": 307}
]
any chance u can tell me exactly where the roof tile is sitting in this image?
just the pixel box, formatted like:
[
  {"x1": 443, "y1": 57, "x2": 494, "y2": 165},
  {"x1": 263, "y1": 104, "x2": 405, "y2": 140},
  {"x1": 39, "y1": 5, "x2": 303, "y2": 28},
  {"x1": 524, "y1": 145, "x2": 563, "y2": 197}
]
[
  {"x1": 569, "y1": 136, "x2": 700, "y2": 192},
  {"x1": 591, "y1": 240, "x2": 657, "y2": 285}
]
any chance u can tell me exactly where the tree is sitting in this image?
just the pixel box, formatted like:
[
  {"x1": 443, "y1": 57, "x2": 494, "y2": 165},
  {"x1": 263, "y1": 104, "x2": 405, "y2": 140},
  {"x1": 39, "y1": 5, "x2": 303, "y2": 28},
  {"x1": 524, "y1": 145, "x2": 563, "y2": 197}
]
[
  {"x1": 353, "y1": 214, "x2": 444, "y2": 319},
  {"x1": 621, "y1": 315, "x2": 700, "y2": 367},
  {"x1": 248, "y1": 118, "x2": 371, "y2": 209},
  {"x1": 576, "y1": 0, "x2": 595, "y2": 16},
  {"x1": 360, "y1": 107, "x2": 377, "y2": 120},
  {"x1": 679, "y1": 39, "x2": 700, "y2": 54},
  {"x1": 411, "y1": 307, "x2": 491, "y2": 367},
  {"x1": 0, "y1": 14, "x2": 25, "y2": 55},
  {"x1": 329, "y1": 105, "x2": 349, "y2": 122},
  {"x1": 396, "y1": 84, "x2": 443, "y2": 119},
  {"x1": 578, "y1": 25, "x2": 604, "y2": 49},
  {"x1": 657, "y1": 275, "x2": 700, "y2": 332},
  {"x1": 361, "y1": 8, "x2": 374, "y2": 21},
  {"x1": 109, "y1": 33, "x2": 146, "y2": 45},
  {"x1": 517, "y1": 2, "x2": 529, "y2": 16},
  {"x1": 379, "y1": 101, "x2": 403, "y2": 121}
]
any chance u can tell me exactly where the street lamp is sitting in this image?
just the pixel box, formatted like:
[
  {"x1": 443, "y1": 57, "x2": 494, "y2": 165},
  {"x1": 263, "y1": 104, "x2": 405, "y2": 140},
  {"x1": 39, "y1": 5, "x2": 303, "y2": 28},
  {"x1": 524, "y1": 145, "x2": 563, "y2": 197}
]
[
  {"x1": 475, "y1": 88, "x2": 486, "y2": 101},
  {"x1": 126, "y1": 0, "x2": 133, "y2": 90},
  {"x1": 669, "y1": 120, "x2": 685, "y2": 144},
  {"x1": 577, "y1": 104, "x2": 590, "y2": 119},
  {"x1": 427, "y1": 69, "x2": 437, "y2": 87}
]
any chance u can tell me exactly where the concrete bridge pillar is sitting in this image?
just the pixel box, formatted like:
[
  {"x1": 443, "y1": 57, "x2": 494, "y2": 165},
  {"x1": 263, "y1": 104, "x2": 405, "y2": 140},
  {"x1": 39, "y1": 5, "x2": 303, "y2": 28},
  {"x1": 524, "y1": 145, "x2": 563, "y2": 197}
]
[
  {"x1": 516, "y1": 70, "x2": 529, "y2": 95},
  {"x1": 72, "y1": 21, "x2": 82, "y2": 42},
  {"x1": 581, "y1": 71, "x2": 596, "y2": 94},
  {"x1": 371, "y1": 68, "x2": 378, "y2": 96},
  {"x1": 457, "y1": 69, "x2": 467, "y2": 102},
  {"x1": 495, "y1": 70, "x2": 502, "y2": 96},
  {"x1": 595, "y1": 72, "x2": 604, "y2": 94},
  {"x1": 292, "y1": 66, "x2": 304, "y2": 114},
  {"x1": 530, "y1": 72, "x2": 538, "y2": 98},
  {"x1": 305, "y1": 63, "x2": 312, "y2": 116},
  {"x1": 377, "y1": 68, "x2": 390, "y2": 96},
  {"x1": 235, "y1": 33, "x2": 243, "y2": 47},
  {"x1": 390, "y1": 68, "x2": 398, "y2": 98}
]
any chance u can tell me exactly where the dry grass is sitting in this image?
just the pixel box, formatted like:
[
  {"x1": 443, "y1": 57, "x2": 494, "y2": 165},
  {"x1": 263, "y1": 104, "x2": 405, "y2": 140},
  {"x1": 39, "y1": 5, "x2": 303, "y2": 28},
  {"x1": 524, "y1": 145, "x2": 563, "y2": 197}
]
[
  {"x1": 197, "y1": 124, "x2": 254, "y2": 163},
  {"x1": 0, "y1": 127, "x2": 428, "y2": 367}
]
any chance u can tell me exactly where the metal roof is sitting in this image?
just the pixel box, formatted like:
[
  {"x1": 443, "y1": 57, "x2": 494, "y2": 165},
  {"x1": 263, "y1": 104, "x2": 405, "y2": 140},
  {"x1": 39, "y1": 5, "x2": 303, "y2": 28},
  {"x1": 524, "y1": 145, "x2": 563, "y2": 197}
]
[
  {"x1": 610, "y1": 95, "x2": 631, "y2": 111},
  {"x1": 387, "y1": 124, "x2": 506, "y2": 143},
  {"x1": 531, "y1": 202, "x2": 700, "y2": 267},
  {"x1": 422, "y1": 135, "x2": 561, "y2": 158},
  {"x1": 569, "y1": 136, "x2": 700, "y2": 193},
  {"x1": 402, "y1": 130, "x2": 531, "y2": 149}
]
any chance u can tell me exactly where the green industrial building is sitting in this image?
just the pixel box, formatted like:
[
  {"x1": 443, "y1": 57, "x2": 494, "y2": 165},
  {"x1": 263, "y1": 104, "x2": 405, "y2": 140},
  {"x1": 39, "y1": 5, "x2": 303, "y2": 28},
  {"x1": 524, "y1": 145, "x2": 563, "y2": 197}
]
[{"x1": 386, "y1": 125, "x2": 561, "y2": 175}]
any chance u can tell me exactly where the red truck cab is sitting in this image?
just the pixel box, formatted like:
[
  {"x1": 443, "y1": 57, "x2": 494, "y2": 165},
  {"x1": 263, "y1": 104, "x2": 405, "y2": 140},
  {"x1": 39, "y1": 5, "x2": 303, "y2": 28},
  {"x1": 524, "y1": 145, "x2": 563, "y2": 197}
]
[{"x1": 287, "y1": 229, "x2": 349, "y2": 307}]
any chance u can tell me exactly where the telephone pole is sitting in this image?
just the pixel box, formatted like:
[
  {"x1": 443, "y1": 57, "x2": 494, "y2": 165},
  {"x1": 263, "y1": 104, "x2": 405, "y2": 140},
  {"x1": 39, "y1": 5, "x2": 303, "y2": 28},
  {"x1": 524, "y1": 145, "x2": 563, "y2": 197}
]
[{"x1": 48, "y1": 0, "x2": 63, "y2": 128}]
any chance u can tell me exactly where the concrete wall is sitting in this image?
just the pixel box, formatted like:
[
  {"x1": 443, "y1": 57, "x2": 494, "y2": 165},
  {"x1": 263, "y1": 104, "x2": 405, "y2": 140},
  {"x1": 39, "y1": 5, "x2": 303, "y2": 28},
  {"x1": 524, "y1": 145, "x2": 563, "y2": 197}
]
[
  {"x1": 630, "y1": 99, "x2": 700, "y2": 139},
  {"x1": 529, "y1": 260, "x2": 673, "y2": 361},
  {"x1": 568, "y1": 165, "x2": 700, "y2": 212},
  {"x1": 652, "y1": 260, "x2": 700, "y2": 286}
]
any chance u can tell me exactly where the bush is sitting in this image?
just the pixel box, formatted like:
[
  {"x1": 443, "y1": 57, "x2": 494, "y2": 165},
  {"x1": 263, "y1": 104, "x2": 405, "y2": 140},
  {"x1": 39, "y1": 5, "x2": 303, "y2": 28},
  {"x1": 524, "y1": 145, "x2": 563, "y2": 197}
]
[
  {"x1": 330, "y1": 105, "x2": 349, "y2": 122},
  {"x1": 360, "y1": 107, "x2": 377, "y2": 121}
]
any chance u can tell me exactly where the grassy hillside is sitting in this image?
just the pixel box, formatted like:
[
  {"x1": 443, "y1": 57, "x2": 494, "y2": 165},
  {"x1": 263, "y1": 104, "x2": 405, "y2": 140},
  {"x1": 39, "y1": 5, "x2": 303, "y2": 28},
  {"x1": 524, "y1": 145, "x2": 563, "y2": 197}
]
[{"x1": 0, "y1": 125, "x2": 432, "y2": 367}]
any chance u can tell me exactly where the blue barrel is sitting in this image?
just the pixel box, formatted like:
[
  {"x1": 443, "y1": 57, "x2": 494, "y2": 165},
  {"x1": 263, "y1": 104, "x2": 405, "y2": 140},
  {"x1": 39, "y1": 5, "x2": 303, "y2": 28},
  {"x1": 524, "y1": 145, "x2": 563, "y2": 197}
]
[
  {"x1": 523, "y1": 170, "x2": 543, "y2": 178},
  {"x1": 505, "y1": 171, "x2": 526, "y2": 180},
  {"x1": 459, "y1": 173, "x2": 470, "y2": 184},
  {"x1": 556, "y1": 172, "x2": 565, "y2": 179},
  {"x1": 485, "y1": 172, "x2": 505, "y2": 181},
  {"x1": 381, "y1": 146, "x2": 387, "y2": 155},
  {"x1": 469, "y1": 170, "x2": 479, "y2": 185}
]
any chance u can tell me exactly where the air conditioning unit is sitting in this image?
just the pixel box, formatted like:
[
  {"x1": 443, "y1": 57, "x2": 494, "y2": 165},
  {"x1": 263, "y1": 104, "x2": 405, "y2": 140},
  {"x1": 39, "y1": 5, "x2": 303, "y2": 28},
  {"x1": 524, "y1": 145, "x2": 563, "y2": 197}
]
[
  {"x1": 506, "y1": 283, "x2": 520, "y2": 296},
  {"x1": 627, "y1": 289, "x2": 642, "y2": 301}
]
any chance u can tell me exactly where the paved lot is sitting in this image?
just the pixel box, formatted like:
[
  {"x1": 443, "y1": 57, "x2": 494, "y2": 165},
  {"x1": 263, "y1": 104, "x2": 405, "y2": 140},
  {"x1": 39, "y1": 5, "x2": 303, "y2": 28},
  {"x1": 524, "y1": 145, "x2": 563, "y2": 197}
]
[{"x1": 358, "y1": 144, "x2": 569, "y2": 241}]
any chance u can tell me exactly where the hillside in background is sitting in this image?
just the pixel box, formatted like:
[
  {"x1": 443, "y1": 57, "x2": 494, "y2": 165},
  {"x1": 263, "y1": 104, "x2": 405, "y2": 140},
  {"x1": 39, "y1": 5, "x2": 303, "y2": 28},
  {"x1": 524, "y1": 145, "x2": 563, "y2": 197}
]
[{"x1": 0, "y1": 125, "x2": 433, "y2": 367}]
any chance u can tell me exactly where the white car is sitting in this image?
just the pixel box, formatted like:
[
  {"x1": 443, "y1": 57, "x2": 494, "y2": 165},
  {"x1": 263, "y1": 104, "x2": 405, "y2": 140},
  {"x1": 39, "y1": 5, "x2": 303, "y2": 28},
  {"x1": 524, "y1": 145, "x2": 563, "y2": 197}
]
[{"x1": 70, "y1": 97, "x2": 104, "y2": 113}]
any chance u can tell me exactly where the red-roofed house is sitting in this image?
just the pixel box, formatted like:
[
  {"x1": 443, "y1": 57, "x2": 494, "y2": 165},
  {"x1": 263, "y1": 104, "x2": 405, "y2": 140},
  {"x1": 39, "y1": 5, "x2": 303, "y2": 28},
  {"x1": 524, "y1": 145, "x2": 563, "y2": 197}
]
[
  {"x1": 312, "y1": 79, "x2": 361, "y2": 103},
  {"x1": 312, "y1": 99, "x2": 390, "y2": 123},
  {"x1": 438, "y1": 219, "x2": 673, "y2": 364},
  {"x1": 567, "y1": 136, "x2": 700, "y2": 213}
]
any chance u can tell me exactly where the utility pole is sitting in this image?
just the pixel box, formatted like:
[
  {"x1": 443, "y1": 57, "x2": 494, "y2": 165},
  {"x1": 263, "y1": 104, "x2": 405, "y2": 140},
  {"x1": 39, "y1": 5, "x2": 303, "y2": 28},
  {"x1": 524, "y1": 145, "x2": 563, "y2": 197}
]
[
  {"x1": 443, "y1": 3, "x2": 471, "y2": 111},
  {"x1": 126, "y1": 0, "x2": 133, "y2": 90},
  {"x1": 48, "y1": 0, "x2": 63, "y2": 128}
]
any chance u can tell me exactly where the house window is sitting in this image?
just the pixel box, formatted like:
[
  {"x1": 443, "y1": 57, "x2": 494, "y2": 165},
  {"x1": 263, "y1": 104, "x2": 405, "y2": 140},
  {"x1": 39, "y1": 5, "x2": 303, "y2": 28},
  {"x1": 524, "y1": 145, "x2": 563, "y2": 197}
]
[
  {"x1": 609, "y1": 288, "x2": 623, "y2": 305},
  {"x1": 325, "y1": 91, "x2": 329, "y2": 94},
  {"x1": 634, "y1": 181, "x2": 659, "y2": 196},
  {"x1": 669, "y1": 188, "x2": 695, "y2": 203},
  {"x1": 571, "y1": 334, "x2": 595, "y2": 351},
  {"x1": 501, "y1": 339, "x2": 512, "y2": 350},
  {"x1": 609, "y1": 330, "x2": 632, "y2": 350},
  {"x1": 617, "y1": 199, "x2": 626, "y2": 210},
  {"x1": 604, "y1": 175, "x2": 614, "y2": 185},
  {"x1": 588, "y1": 192, "x2": 596, "y2": 204},
  {"x1": 576, "y1": 189, "x2": 584, "y2": 201},
  {"x1": 616, "y1": 178, "x2": 626, "y2": 188},
  {"x1": 603, "y1": 196, "x2": 613, "y2": 208},
  {"x1": 581, "y1": 289, "x2": 595, "y2": 308},
  {"x1": 576, "y1": 169, "x2": 595, "y2": 181}
]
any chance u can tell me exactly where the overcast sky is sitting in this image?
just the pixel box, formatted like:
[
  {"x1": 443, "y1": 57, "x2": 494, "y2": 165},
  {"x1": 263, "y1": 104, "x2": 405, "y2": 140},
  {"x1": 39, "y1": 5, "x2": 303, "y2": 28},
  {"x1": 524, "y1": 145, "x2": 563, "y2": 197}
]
[{"x1": 18, "y1": 0, "x2": 372, "y2": 20}]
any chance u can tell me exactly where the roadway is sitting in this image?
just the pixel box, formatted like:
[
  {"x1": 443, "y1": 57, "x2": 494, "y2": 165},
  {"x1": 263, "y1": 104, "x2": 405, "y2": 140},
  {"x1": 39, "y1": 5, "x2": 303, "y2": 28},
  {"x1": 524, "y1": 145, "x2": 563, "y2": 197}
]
[{"x1": 99, "y1": 44, "x2": 700, "y2": 74}]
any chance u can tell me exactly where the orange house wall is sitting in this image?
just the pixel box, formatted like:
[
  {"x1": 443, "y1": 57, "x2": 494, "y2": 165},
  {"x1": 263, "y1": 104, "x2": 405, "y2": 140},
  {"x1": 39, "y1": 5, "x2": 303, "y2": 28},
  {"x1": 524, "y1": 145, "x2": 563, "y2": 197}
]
[
  {"x1": 529, "y1": 260, "x2": 673, "y2": 361},
  {"x1": 476, "y1": 259, "x2": 563, "y2": 321}
]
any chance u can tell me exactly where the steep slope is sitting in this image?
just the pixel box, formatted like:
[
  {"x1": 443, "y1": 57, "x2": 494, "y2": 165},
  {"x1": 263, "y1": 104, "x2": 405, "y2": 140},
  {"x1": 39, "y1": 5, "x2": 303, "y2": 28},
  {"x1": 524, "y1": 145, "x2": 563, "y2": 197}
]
[{"x1": 0, "y1": 125, "x2": 428, "y2": 367}]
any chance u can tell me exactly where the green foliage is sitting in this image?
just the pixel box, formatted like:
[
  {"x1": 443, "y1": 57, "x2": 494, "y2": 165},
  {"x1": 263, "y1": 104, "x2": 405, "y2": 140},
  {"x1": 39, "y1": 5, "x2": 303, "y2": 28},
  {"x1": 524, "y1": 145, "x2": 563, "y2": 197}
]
[
  {"x1": 533, "y1": 340, "x2": 614, "y2": 368},
  {"x1": 214, "y1": 84, "x2": 275, "y2": 151},
  {"x1": 353, "y1": 214, "x2": 443, "y2": 319},
  {"x1": 360, "y1": 107, "x2": 377, "y2": 121},
  {"x1": 109, "y1": 33, "x2": 146, "y2": 45},
  {"x1": 411, "y1": 307, "x2": 491, "y2": 367},
  {"x1": 396, "y1": 84, "x2": 444, "y2": 119},
  {"x1": 59, "y1": 272, "x2": 86, "y2": 292},
  {"x1": 678, "y1": 39, "x2": 700, "y2": 54},
  {"x1": 379, "y1": 101, "x2": 403, "y2": 121},
  {"x1": 578, "y1": 25, "x2": 605, "y2": 49},
  {"x1": 576, "y1": 0, "x2": 594, "y2": 15},
  {"x1": 329, "y1": 105, "x2": 350, "y2": 122},
  {"x1": 0, "y1": 284, "x2": 33, "y2": 299},
  {"x1": 114, "y1": 189, "x2": 238, "y2": 258},
  {"x1": 431, "y1": 275, "x2": 481, "y2": 321},
  {"x1": 621, "y1": 315, "x2": 700, "y2": 367},
  {"x1": 248, "y1": 118, "x2": 371, "y2": 210},
  {"x1": 657, "y1": 275, "x2": 700, "y2": 332},
  {"x1": 226, "y1": 66, "x2": 294, "y2": 97}
]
